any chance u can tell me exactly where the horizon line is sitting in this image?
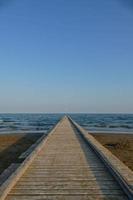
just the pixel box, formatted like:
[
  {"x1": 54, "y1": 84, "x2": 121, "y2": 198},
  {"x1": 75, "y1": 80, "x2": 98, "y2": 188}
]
[{"x1": 0, "y1": 112, "x2": 133, "y2": 115}]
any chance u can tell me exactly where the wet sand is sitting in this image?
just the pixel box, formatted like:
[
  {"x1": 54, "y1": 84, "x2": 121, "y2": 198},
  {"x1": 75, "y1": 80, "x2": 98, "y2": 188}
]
[
  {"x1": 0, "y1": 133, "x2": 43, "y2": 175},
  {"x1": 92, "y1": 133, "x2": 133, "y2": 171}
]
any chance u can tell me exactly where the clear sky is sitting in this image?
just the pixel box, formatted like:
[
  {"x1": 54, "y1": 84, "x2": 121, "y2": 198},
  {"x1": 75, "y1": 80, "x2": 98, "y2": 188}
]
[{"x1": 0, "y1": 0, "x2": 133, "y2": 113}]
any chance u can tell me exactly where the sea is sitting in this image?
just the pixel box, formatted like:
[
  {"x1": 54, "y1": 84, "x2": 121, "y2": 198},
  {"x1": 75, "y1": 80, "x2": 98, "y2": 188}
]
[{"x1": 0, "y1": 113, "x2": 133, "y2": 135}]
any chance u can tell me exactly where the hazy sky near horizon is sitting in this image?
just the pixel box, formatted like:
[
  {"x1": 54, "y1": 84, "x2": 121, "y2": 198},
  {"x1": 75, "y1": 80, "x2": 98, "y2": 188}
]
[{"x1": 0, "y1": 0, "x2": 133, "y2": 113}]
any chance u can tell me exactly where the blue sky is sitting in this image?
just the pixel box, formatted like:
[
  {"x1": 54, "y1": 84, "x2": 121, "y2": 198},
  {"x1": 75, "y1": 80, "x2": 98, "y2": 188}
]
[{"x1": 0, "y1": 0, "x2": 133, "y2": 113}]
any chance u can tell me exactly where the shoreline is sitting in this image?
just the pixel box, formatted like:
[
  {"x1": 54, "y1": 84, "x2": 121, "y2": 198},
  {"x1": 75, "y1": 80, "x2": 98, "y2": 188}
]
[
  {"x1": 90, "y1": 130, "x2": 133, "y2": 134},
  {"x1": 0, "y1": 130, "x2": 133, "y2": 135},
  {"x1": 0, "y1": 130, "x2": 46, "y2": 135}
]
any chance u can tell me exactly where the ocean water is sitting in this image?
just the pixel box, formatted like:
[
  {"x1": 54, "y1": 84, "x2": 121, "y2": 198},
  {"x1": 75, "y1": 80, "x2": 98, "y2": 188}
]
[
  {"x1": 70, "y1": 114, "x2": 133, "y2": 133},
  {"x1": 0, "y1": 113, "x2": 133, "y2": 134},
  {"x1": 0, "y1": 114, "x2": 63, "y2": 134}
]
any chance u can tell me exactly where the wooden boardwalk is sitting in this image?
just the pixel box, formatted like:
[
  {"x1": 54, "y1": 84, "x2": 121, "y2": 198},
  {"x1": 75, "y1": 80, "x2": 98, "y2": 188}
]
[{"x1": 0, "y1": 116, "x2": 133, "y2": 200}]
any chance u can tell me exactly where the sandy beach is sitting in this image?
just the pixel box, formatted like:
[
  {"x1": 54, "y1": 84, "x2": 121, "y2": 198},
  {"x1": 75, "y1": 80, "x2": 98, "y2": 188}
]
[{"x1": 92, "y1": 133, "x2": 133, "y2": 171}]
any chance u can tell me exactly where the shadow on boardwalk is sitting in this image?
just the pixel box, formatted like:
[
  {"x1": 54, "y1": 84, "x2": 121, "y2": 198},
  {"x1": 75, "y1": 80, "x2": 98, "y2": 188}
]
[{"x1": 0, "y1": 133, "x2": 43, "y2": 175}]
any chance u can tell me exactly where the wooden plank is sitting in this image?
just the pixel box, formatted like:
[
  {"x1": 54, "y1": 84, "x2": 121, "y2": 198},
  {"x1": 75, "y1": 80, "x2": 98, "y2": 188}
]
[
  {"x1": 14, "y1": 184, "x2": 121, "y2": 190},
  {"x1": 5, "y1": 194, "x2": 128, "y2": 200},
  {"x1": 10, "y1": 189, "x2": 124, "y2": 195}
]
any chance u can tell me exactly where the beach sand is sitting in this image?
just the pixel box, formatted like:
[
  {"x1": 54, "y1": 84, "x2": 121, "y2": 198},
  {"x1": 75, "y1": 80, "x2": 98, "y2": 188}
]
[
  {"x1": 92, "y1": 133, "x2": 133, "y2": 171},
  {"x1": 0, "y1": 133, "x2": 43, "y2": 175}
]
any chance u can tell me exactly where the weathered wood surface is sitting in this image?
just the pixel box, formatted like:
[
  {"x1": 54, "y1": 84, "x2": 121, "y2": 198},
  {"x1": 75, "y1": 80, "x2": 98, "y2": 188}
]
[{"x1": 0, "y1": 116, "x2": 132, "y2": 200}]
